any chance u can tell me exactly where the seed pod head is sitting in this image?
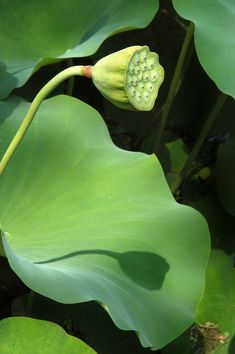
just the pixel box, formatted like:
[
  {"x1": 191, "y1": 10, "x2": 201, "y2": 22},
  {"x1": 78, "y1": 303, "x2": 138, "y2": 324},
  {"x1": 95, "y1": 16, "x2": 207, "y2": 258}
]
[{"x1": 91, "y1": 46, "x2": 164, "y2": 111}]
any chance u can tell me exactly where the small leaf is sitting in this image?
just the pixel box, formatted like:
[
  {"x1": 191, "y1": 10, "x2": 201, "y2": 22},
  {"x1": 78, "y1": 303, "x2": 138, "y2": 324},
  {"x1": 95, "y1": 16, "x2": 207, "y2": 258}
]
[
  {"x1": 165, "y1": 139, "x2": 188, "y2": 173},
  {"x1": 0, "y1": 316, "x2": 96, "y2": 354},
  {"x1": 162, "y1": 250, "x2": 235, "y2": 354},
  {"x1": 195, "y1": 250, "x2": 235, "y2": 354}
]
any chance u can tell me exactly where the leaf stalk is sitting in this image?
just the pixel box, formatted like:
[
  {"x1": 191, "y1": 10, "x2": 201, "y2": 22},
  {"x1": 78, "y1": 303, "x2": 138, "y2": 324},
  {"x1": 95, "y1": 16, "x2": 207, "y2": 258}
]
[
  {"x1": 153, "y1": 22, "x2": 194, "y2": 153},
  {"x1": 170, "y1": 94, "x2": 227, "y2": 194},
  {"x1": 0, "y1": 66, "x2": 87, "y2": 176}
]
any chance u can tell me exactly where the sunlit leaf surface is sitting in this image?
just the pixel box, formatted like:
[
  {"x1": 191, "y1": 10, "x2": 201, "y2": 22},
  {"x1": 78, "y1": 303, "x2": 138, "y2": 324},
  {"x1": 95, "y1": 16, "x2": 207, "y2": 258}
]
[
  {"x1": 0, "y1": 95, "x2": 209, "y2": 349},
  {"x1": 0, "y1": 316, "x2": 96, "y2": 354}
]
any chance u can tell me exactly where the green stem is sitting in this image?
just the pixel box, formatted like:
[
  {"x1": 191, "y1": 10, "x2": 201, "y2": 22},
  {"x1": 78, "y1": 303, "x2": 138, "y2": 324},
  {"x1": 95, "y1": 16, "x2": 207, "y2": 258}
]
[
  {"x1": 66, "y1": 59, "x2": 75, "y2": 96},
  {"x1": 0, "y1": 66, "x2": 85, "y2": 177},
  {"x1": 154, "y1": 22, "x2": 194, "y2": 153},
  {"x1": 170, "y1": 94, "x2": 227, "y2": 194}
]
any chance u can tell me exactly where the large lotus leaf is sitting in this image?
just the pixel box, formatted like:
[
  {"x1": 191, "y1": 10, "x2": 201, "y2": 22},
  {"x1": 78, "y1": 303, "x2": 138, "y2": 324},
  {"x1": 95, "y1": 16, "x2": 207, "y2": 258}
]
[
  {"x1": 0, "y1": 316, "x2": 96, "y2": 354},
  {"x1": 195, "y1": 250, "x2": 235, "y2": 354},
  {"x1": 0, "y1": 95, "x2": 210, "y2": 349},
  {"x1": 172, "y1": 0, "x2": 235, "y2": 98},
  {"x1": 0, "y1": 0, "x2": 158, "y2": 99}
]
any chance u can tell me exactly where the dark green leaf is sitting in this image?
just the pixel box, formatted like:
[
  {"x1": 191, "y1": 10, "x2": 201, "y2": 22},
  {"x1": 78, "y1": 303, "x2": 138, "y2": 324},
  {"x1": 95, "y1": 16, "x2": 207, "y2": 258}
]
[
  {"x1": 173, "y1": 0, "x2": 235, "y2": 97},
  {"x1": 0, "y1": 0, "x2": 158, "y2": 99}
]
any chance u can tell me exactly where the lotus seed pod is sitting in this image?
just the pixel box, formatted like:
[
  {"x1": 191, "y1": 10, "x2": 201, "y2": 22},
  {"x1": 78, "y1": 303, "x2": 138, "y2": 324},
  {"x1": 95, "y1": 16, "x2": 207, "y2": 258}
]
[{"x1": 91, "y1": 46, "x2": 164, "y2": 111}]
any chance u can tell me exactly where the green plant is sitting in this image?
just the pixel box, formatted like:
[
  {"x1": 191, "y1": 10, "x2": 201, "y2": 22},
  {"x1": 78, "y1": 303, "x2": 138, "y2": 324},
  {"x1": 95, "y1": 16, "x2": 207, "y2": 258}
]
[
  {"x1": 0, "y1": 1, "x2": 234, "y2": 353},
  {"x1": 0, "y1": 317, "x2": 97, "y2": 353}
]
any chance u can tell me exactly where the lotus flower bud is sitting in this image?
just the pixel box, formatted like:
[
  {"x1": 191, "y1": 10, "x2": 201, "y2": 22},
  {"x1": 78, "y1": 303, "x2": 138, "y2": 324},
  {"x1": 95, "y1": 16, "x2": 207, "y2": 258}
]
[{"x1": 91, "y1": 46, "x2": 164, "y2": 111}]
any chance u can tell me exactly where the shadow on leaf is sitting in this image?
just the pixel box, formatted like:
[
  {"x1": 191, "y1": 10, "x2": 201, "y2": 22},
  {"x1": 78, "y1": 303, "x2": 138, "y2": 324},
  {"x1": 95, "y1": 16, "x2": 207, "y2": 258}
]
[{"x1": 34, "y1": 249, "x2": 169, "y2": 290}]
